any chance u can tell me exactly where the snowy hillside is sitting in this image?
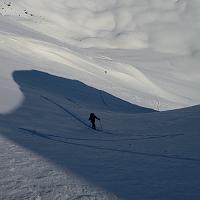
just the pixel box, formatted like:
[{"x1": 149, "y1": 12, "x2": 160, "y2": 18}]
[
  {"x1": 0, "y1": 0, "x2": 200, "y2": 112},
  {"x1": 0, "y1": 0, "x2": 200, "y2": 199},
  {"x1": 0, "y1": 70, "x2": 200, "y2": 199}
]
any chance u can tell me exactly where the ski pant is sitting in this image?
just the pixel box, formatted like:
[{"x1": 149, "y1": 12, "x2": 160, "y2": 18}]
[{"x1": 91, "y1": 122, "x2": 96, "y2": 129}]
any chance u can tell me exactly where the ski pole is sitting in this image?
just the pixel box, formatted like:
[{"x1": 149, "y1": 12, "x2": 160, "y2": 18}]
[{"x1": 99, "y1": 119, "x2": 103, "y2": 131}]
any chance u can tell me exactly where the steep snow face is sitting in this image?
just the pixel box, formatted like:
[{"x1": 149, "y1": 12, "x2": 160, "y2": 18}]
[
  {"x1": 0, "y1": 0, "x2": 200, "y2": 113},
  {"x1": 3, "y1": 0, "x2": 200, "y2": 55}
]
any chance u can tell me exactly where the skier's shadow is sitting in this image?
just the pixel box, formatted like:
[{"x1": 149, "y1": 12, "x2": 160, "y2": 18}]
[{"x1": 0, "y1": 70, "x2": 156, "y2": 200}]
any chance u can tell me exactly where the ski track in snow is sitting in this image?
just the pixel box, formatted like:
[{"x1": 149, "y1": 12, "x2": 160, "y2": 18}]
[
  {"x1": 0, "y1": 71, "x2": 200, "y2": 199},
  {"x1": 41, "y1": 95, "x2": 115, "y2": 135},
  {"x1": 99, "y1": 90, "x2": 110, "y2": 110},
  {"x1": 41, "y1": 95, "x2": 89, "y2": 129},
  {"x1": 19, "y1": 127, "x2": 184, "y2": 142},
  {"x1": 18, "y1": 128, "x2": 199, "y2": 163}
]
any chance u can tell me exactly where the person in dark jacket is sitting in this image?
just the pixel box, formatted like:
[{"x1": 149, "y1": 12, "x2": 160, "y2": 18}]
[{"x1": 88, "y1": 113, "x2": 100, "y2": 130}]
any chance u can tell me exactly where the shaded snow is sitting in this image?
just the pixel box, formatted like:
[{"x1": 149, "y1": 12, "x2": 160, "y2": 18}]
[{"x1": 0, "y1": 70, "x2": 200, "y2": 199}]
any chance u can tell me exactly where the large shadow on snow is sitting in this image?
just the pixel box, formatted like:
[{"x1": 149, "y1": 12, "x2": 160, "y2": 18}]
[
  {"x1": 0, "y1": 70, "x2": 159, "y2": 199},
  {"x1": 1, "y1": 70, "x2": 200, "y2": 199},
  {"x1": 12, "y1": 70, "x2": 155, "y2": 113}
]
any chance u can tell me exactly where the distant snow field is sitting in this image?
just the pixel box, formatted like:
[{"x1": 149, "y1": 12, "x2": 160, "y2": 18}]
[{"x1": 2, "y1": 0, "x2": 200, "y2": 54}]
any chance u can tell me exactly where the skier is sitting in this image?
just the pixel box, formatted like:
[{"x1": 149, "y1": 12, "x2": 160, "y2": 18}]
[{"x1": 88, "y1": 113, "x2": 100, "y2": 130}]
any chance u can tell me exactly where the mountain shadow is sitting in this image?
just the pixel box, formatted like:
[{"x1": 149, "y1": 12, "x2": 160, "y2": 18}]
[
  {"x1": 0, "y1": 70, "x2": 161, "y2": 200},
  {"x1": 12, "y1": 70, "x2": 156, "y2": 113}
]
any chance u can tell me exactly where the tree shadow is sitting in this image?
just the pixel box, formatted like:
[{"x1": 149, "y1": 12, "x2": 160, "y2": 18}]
[{"x1": 0, "y1": 70, "x2": 159, "y2": 199}]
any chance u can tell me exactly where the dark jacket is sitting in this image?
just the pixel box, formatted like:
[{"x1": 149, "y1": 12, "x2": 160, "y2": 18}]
[{"x1": 88, "y1": 113, "x2": 99, "y2": 123}]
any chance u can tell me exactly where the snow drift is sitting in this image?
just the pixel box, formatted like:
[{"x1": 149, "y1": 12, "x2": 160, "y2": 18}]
[{"x1": 0, "y1": 0, "x2": 200, "y2": 113}]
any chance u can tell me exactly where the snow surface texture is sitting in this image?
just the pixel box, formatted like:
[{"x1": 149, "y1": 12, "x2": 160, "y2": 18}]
[
  {"x1": 0, "y1": 0, "x2": 200, "y2": 112},
  {"x1": 0, "y1": 70, "x2": 200, "y2": 200},
  {"x1": 0, "y1": 1, "x2": 200, "y2": 199},
  {"x1": 63, "y1": 0, "x2": 200, "y2": 55},
  {"x1": 1, "y1": 0, "x2": 200, "y2": 54}
]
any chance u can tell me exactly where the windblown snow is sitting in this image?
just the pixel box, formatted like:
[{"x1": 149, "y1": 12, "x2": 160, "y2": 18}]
[
  {"x1": 0, "y1": 0, "x2": 200, "y2": 112},
  {"x1": 0, "y1": 0, "x2": 200, "y2": 199}
]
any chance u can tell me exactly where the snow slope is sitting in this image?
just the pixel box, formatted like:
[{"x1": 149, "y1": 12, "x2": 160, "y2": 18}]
[
  {"x1": 0, "y1": 0, "x2": 200, "y2": 199},
  {"x1": 0, "y1": 70, "x2": 200, "y2": 199},
  {"x1": 1, "y1": 0, "x2": 200, "y2": 54},
  {"x1": 0, "y1": 0, "x2": 200, "y2": 112}
]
